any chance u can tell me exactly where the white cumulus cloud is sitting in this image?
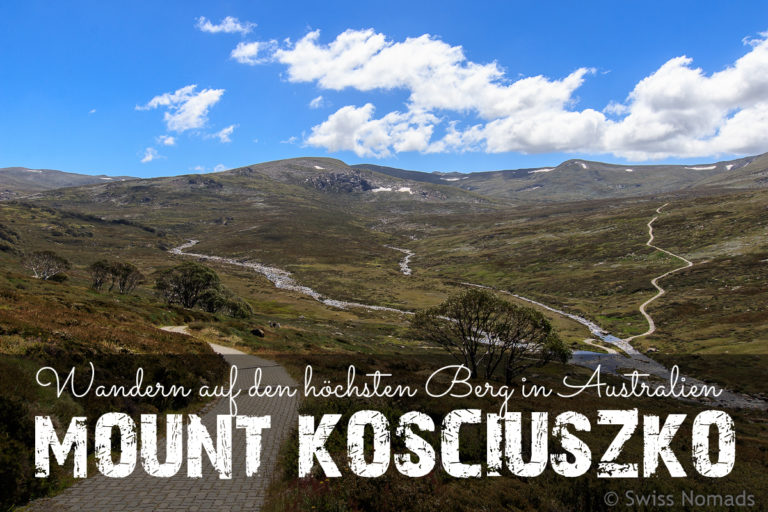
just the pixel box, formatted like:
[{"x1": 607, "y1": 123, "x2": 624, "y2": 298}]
[
  {"x1": 212, "y1": 124, "x2": 236, "y2": 143},
  {"x1": 196, "y1": 16, "x2": 255, "y2": 35},
  {"x1": 307, "y1": 104, "x2": 438, "y2": 157},
  {"x1": 271, "y1": 29, "x2": 594, "y2": 120},
  {"x1": 309, "y1": 95, "x2": 325, "y2": 109},
  {"x1": 137, "y1": 85, "x2": 224, "y2": 133},
  {"x1": 141, "y1": 147, "x2": 159, "y2": 163},
  {"x1": 231, "y1": 41, "x2": 276, "y2": 65},
  {"x1": 238, "y1": 28, "x2": 768, "y2": 160},
  {"x1": 602, "y1": 34, "x2": 768, "y2": 159},
  {"x1": 157, "y1": 135, "x2": 176, "y2": 146}
]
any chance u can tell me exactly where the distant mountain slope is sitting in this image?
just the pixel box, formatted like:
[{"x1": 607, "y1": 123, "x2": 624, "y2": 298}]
[
  {"x1": 31, "y1": 157, "x2": 493, "y2": 241},
  {"x1": 27, "y1": 157, "x2": 496, "y2": 285},
  {"x1": 352, "y1": 164, "x2": 453, "y2": 185},
  {"x1": 695, "y1": 152, "x2": 768, "y2": 189},
  {"x1": 0, "y1": 167, "x2": 134, "y2": 200},
  {"x1": 229, "y1": 157, "x2": 487, "y2": 203},
  {"x1": 354, "y1": 153, "x2": 766, "y2": 202}
]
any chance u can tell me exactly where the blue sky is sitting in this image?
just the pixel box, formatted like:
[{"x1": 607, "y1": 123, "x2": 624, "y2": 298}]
[{"x1": 2, "y1": 1, "x2": 768, "y2": 177}]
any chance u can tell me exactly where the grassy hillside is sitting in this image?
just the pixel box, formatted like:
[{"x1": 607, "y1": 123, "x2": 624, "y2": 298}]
[
  {"x1": 19, "y1": 159, "x2": 768, "y2": 363},
  {"x1": 2, "y1": 156, "x2": 767, "y2": 509}
]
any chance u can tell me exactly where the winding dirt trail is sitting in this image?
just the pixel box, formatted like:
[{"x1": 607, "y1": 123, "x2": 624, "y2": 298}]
[
  {"x1": 625, "y1": 203, "x2": 694, "y2": 342},
  {"x1": 581, "y1": 338, "x2": 618, "y2": 354}
]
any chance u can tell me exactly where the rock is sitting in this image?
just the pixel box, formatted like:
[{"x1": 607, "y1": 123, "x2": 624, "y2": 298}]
[
  {"x1": 251, "y1": 328, "x2": 265, "y2": 337},
  {"x1": 305, "y1": 171, "x2": 374, "y2": 193},
  {"x1": 187, "y1": 177, "x2": 223, "y2": 189}
]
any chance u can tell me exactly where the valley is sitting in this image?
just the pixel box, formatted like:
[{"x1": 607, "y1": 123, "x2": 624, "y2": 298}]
[
  {"x1": 5, "y1": 155, "x2": 768, "y2": 389},
  {"x1": 169, "y1": 219, "x2": 765, "y2": 411},
  {"x1": 2, "y1": 153, "x2": 768, "y2": 510}
]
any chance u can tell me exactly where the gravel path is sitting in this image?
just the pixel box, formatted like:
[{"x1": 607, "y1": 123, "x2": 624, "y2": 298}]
[
  {"x1": 625, "y1": 203, "x2": 694, "y2": 342},
  {"x1": 25, "y1": 328, "x2": 298, "y2": 512},
  {"x1": 580, "y1": 338, "x2": 618, "y2": 354}
]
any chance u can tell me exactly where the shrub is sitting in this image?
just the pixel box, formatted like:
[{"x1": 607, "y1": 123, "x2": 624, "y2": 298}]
[
  {"x1": 223, "y1": 298, "x2": 253, "y2": 319},
  {"x1": 89, "y1": 260, "x2": 145, "y2": 293},
  {"x1": 155, "y1": 262, "x2": 252, "y2": 318},
  {"x1": 198, "y1": 289, "x2": 227, "y2": 313},
  {"x1": 89, "y1": 260, "x2": 112, "y2": 290},
  {"x1": 155, "y1": 262, "x2": 221, "y2": 308}
]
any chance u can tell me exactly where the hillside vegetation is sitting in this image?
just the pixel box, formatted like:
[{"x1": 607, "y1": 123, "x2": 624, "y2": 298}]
[{"x1": 1, "y1": 155, "x2": 767, "y2": 509}]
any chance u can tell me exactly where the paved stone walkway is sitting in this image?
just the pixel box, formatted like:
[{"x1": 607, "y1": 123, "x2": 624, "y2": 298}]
[{"x1": 26, "y1": 331, "x2": 298, "y2": 512}]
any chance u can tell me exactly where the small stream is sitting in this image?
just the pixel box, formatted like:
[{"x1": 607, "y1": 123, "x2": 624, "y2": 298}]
[
  {"x1": 171, "y1": 241, "x2": 765, "y2": 409},
  {"x1": 385, "y1": 245, "x2": 414, "y2": 275},
  {"x1": 464, "y1": 283, "x2": 764, "y2": 409},
  {"x1": 171, "y1": 241, "x2": 407, "y2": 314}
]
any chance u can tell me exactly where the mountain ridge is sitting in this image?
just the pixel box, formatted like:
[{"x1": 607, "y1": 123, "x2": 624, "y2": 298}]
[
  {"x1": 353, "y1": 152, "x2": 766, "y2": 202},
  {"x1": 0, "y1": 166, "x2": 135, "y2": 200},
  {"x1": 4, "y1": 150, "x2": 768, "y2": 205}
]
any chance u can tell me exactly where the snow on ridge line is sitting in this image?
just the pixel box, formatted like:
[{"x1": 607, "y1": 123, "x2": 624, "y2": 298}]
[
  {"x1": 726, "y1": 164, "x2": 734, "y2": 171},
  {"x1": 372, "y1": 186, "x2": 413, "y2": 194},
  {"x1": 625, "y1": 169, "x2": 633, "y2": 173},
  {"x1": 441, "y1": 177, "x2": 461, "y2": 181},
  {"x1": 529, "y1": 168, "x2": 554, "y2": 173},
  {"x1": 313, "y1": 165, "x2": 325, "y2": 170},
  {"x1": 685, "y1": 165, "x2": 716, "y2": 171}
]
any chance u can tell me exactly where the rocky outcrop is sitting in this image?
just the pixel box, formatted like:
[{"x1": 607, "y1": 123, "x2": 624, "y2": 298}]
[
  {"x1": 305, "y1": 171, "x2": 374, "y2": 193},
  {"x1": 187, "y1": 177, "x2": 223, "y2": 189}
]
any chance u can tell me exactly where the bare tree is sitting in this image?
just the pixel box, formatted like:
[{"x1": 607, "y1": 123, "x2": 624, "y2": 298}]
[
  {"x1": 23, "y1": 251, "x2": 70, "y2": 280},
  {"x1": 410, "y1": 288, "x2": 570, "y2": 383}
]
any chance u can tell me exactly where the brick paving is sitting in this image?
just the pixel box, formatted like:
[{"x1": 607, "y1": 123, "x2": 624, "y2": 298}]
[{"x1": 26, "y1": 337, "x2": 299, "y2": 512}]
